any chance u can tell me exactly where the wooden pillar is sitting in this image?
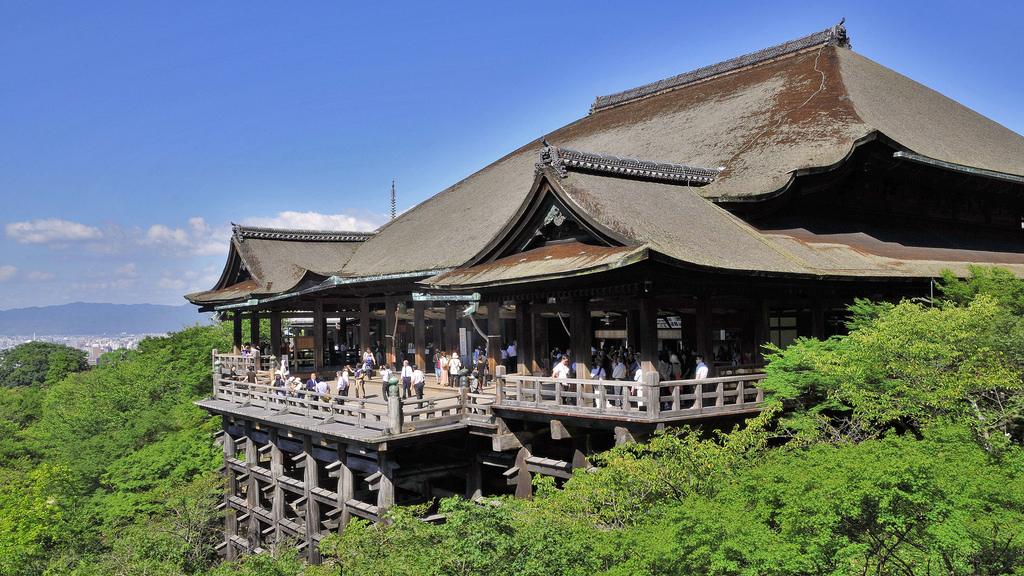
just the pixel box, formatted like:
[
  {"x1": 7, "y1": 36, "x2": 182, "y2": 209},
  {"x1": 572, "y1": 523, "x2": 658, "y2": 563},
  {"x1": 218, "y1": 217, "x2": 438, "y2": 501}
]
[
  {"x1": 268, "y1": 428, "x2": 285, "y2": 546},
  {"x1": 445, "y1": 304, "x2": 459, "y2": 354},
  {"x1": 270, "y1": 311, "x2": 282, "y2": 367},
  {"x1": 431, "y1": 311, "x2": 443, "y2": 354},
  {"x1": 516, "y1": 303, "x2": 530, "y2": 375},
  {"x1": 302, "y1": 435, "x2": 319, "y2": 563},
  {"x1": 222, "y1": 421, "x2": 238, "y2": 561},
  {"x1": 626, "y1": 308, "x2": 640, "y2": 351},
  {"x1": 335, "y1": 444, "x2": 354, "y2": 529},
  {"x1": 249, "y1": 312, "x2": 261, "y2": 350},
  {"x1": 754, "y1": 299, "x2": 770, "y2": 363},
  {"x1": 414, "y1": 301, "x2": 427, "y2": 370},
  {"x1": 638, "y1": 298, "x2": 658, "y2": 374},
  {"x1": 514, "y1": 446, "x2": 532, "y2": 500},
  {"x1": 532, "y1": 307, "x2": 546, "y2": 374},
  {"x1": 569, "y1": 300, "x2": 592, "y2": 369},
  {"x1": 695, "y1": 298, "x2": 713, "y2": 369},
  {"x1": 466, "y1": 456, "x2": 483, "y2": 500},
  {"x1": 486, "y1": 302, "x2": 502, "y2": 378},
  {"x1": 359, "y1": 299, "x2": 371, "y2": 355},
  {"x1": 232, "y1": 313, "x2": 243, "y2": 354},
  {"x1": 338, "y1": 316, "x2": 348, "y2": 350},
  {"x1": 811, "y1": 300, "x2": 825, "y2": 340},
  {"x1": 313, "y1": 300, "x2": 325, "y2": 374},
  {"x1": 376, "y1": 451, "x2": 396, "y2": 513},
  {"x1": 384, "y1": 296, "x2": 398, "y2": 368},
  {"x1": 244, "y1": 422, "x2": 259, "y2": 552}
]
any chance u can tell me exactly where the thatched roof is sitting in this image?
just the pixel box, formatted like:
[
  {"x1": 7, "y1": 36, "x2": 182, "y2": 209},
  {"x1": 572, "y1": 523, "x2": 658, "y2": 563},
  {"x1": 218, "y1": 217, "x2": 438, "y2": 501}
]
[{"x1": 190, "y1": 23, "x2": 1024, "y2": 306}]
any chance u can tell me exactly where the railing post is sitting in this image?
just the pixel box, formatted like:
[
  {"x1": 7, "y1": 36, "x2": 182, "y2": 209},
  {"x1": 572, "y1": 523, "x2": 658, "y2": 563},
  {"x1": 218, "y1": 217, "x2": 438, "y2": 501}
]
[
  {"x1": 534, "y1": 378, "x2": 542, "y2": 408},
  {"x1": 695, "y1": 382, "x2": 703, "y2": 412},
  {"x1": 716, "y1": 381, "x2": 725, "y2": 407},
  {"x1": 597, "y1": 381, "x2": 606, "y2": 412},
  {"x1": 644, "y1": 371, "x2": 660, "y2": 420},
  {"x1": 737, "y1": 379, "x2": 745, "y2": 406},
  {"x1": 459, "y1": 387, "x2": 468, "y2": 415}
]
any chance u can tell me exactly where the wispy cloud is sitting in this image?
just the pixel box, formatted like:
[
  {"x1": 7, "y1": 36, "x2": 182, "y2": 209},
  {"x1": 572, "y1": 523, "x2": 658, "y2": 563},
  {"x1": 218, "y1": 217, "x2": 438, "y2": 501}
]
[
  {"x1": 0, "y1": 265, "x2": 17, "y2": 282},
  {"x1": 6, "y1": 218, "x2": 103, "y2": 246},
  {"x1": 25, "y1": 270, "x2": 56, "y2": 281},
  {"x1": 241, "y1": 210, "x2": 385, "y2": 232}
]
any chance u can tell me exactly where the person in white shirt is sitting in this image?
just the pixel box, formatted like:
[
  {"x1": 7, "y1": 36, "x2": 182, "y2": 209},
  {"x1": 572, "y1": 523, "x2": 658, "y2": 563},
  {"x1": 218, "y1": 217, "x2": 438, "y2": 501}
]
[
  {"x1": 552, "y1": 356, "x2": 571, "y2": 380},
  {"x1": 379, "y1": 365, "x2": 392, "y2": 399},
  {"x1": 632, "y1": 363, "x2": 645, "y2": 409},
  {"x1": 695, "y1": 356, "x2": 709, "y2": 379},
  {"x1": 506, "y1": 341, "x2": 517, "y2": 372},
  {"x1": 411, "y1": 365, "x2": 425, "y2": 399},
  {"x1": 400, "y1": 360, "x2": 414, "y2": 399}
]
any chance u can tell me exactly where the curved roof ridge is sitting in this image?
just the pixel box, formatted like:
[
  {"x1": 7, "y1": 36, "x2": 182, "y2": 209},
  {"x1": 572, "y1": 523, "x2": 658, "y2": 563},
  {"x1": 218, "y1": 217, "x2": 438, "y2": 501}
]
[
  {"x1": 537, "y1": 145, "x2": 722, "y2": 184},
  {"x1": 231, "y1": 223, "x2": 375, "y2": 243},
  {"x1": 591, "y1": 20, "x2": 850, "y2": 113}
]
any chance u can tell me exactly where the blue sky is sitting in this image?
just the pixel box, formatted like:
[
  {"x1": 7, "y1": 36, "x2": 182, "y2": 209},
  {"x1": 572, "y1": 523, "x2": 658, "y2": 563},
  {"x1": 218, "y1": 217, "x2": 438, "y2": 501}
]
[{"x1": 1, "y1": 1, "x2": 1022, "y2": 310}]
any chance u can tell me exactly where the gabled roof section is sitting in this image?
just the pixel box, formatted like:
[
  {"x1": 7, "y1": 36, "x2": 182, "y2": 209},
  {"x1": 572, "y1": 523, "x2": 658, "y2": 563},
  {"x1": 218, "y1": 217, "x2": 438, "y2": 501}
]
[
  {"x1": 591, "y1": 21, "x2": 851, "y2": 113},
  {"x1": 536, "y1": 145, "x2": 721, "y2": 184}
]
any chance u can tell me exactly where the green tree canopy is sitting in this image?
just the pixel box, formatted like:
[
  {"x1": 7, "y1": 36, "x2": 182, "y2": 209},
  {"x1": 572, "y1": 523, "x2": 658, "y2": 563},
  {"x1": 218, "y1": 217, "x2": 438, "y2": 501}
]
[{"x1": 0, "y1": 342, "x2": 87, "y2": 388}]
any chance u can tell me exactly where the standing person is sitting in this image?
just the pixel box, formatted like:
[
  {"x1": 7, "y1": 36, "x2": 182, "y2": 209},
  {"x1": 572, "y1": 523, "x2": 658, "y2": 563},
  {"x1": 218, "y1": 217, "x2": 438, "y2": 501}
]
[
  {"x1": 448, "y1": 352, "x2": 462, "y2": 387},
  {"x1": 439, "y1": 351, "x2": 450, "y2": 387},
  {"x1": 611, "y1": 355, "x2": 628, "y2": 408},
  {"x1": 400, "y1": 360, "x2": 413, "y2": 399},
  {"x1": 432, "y1": 349, "x2": 441, "y2": 380},
  {"x1": 695, "y1": 356, "x2": 709, "y2": 379},
  {"x1": 670, "y1": 350, "x2": 682, "y2": 380},
  {"x1": 273, "y1": 370, "x2": 286, "y2": 397},
  {"x1": 337, "y1": 367, "x2": 350, "y2": 402},
  {"x1": 552, "y1": 356, "x2": 571, "y2": 404},
  {"x1": 632, "y1": 362, "x2": 645, "y2": 410},
  {"x1": 379, "y1": 364, "x2": 392, "y2": 399},
  {"x1": 474, "y1": 354, "x2": 488, "y2": 390},
  {"x1": 353, "y1": 364, "x2": 367, "y2": 398},
  {"x1": 506, "y1": 340, "x2": 517, "y2": 372},
  {"x1": 412, "y1": 364, "x2": 425, "y2": 400}
]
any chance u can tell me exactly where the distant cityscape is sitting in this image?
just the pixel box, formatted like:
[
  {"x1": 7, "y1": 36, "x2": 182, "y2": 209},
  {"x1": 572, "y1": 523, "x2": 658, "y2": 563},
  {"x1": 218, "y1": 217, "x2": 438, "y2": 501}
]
[{"x1": 0, "y1": 333, "x2": 167, "y2": 365}]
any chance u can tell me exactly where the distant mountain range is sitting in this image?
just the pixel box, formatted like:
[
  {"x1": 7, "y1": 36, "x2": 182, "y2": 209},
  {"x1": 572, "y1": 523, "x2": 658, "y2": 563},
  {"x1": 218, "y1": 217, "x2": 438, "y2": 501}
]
[{"x1": 0, "y1": 303, "x2": 212, "y2": 336}]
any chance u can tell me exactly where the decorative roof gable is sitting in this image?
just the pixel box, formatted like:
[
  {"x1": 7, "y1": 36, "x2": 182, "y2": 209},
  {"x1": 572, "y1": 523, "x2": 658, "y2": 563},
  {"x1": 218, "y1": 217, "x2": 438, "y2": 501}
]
[{"x1": 535, "y1": 145, "x2": 721, "y2": 184}]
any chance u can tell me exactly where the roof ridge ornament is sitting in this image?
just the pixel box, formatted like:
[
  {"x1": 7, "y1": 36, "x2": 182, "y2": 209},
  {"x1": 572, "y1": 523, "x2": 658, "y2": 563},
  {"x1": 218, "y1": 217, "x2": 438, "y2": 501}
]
[
  {"x1": 231, "y1": 223, "x2": 375, "y2": 243},
  {"x1": 590, "y1": 21, "x2": 851, "y2": 114},
  {"x1": 535, "y1": 145, "x2": 721, "y2": 185}
]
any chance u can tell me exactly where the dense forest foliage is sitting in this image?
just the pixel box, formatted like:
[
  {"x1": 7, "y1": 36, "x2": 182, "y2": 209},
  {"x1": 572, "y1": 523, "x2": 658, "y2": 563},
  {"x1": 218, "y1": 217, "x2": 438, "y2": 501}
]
[{"x1": 1, "y1": 267, "x2": 1022, "y2": 575}]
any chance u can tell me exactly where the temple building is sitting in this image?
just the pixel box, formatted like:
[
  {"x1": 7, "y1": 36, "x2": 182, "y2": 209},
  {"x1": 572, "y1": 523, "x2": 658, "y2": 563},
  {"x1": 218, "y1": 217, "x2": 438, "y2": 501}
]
[{"x1": 187, "y1": 23, "x2": 1024, "y2": 560}]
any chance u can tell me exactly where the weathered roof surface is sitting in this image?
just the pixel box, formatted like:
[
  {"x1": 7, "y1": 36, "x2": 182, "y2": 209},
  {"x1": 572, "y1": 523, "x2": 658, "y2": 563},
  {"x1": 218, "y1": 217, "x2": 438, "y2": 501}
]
[
  {"x1": 191, "y1": 24, "x2": 1024, "y2": 300},
  {"x1": 426, "y1": 242, "x2": 646, "y2": 289},
  {"x1": 185, "y1": 279, "x2": 260, "y2": 305},
  {"x1": 340, "y1": 32, "x2": 1024, "y2": 279}
]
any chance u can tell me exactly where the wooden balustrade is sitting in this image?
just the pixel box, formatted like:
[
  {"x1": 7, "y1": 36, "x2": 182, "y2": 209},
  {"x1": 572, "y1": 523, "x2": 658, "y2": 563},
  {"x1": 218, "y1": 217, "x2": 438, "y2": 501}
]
[{"x1": 496, "y1": 372, "x2": 765, "y2": 419}]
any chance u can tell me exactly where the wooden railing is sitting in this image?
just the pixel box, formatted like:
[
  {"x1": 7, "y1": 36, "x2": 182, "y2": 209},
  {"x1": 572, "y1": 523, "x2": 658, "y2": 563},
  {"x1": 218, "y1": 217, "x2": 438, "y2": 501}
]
[
  {"x1": 211, "y1": 376, "x2": 492, "y2": 433},
  {"x1": 213, "y1": 350, "x2": 275, "y2": 374},
  {"x1": 495, "y1": 372, "x2": 765, "y2": 420}
]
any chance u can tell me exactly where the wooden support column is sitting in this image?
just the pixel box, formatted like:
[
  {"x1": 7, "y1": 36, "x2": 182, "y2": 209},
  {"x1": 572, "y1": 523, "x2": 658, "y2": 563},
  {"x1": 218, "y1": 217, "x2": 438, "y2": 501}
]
[
  {"x1": 376, "y1": 451, "x2": 396, "y2": 513},
  {"x1": 268, "y1": 428, "x2": 285, "y2": 546},
  {"x1": 466, "y1": 455, "x2": 483, "y2": 500},
  {"x1": 431, "y1": 312, "x2": 443, "y2": 354},
  {"x1": 335, "y1": 444, "x2": 354, "y2": 529},
  {"x1": 249, "y1": 312, "x2": 261, "y2": 350},
  {"x1": 754, "y1": 299, "x2": 770, "y2": 363},
  {"x1": 338, "y1": 316, "x2": 348, "y2": 350},
  {"x1": 516, "y1": 303, "x2": 530, "y2": 375},
  {"x1": 270, "y1": 311, "x2": 282, "y2": 368},
  {"x1": 312, "y1": 300, "x2": 325, "y2": 374},
  {"x1": 222, "y1": 419, "x2": 238, "y2": 561},
  {"x1": 626, "y1": 308, "x2": 640, "y2": 351},
  {"x1": 384, "y1": 296, "x2": 398, "y2": 368},
  {"x1": 414, "y1": 301, "x2": 427, "y2": 370},
  {"x1": 569, "y1": 300, "x2": 592, "y2": 368},
  {"x1": 811, "y1": 300, "x2": 825, "y2": 340},
  {"x1": 445, "y1": 304, "x2": 459, "y2": 354},
  {"x1": 244, "y1": 422, "x2": 259, "y2": 552},
  {"x1": 638, "y1": 298, "x2": 658, "y2": 374},
  {"x1": 533, "y1": 308, "x2": 547, "y2": 374},
  {"x1": 232, "y1": 314, "x2": 242, "y2": 354},
  {"x1": 514, "y1": 446, "x2": 532, "y2": 500},
  {"x1": 359, "y1": 299, "x2": 371, "y2": 355},
  {"x1": 487, "y1": 302, "x2": 502, "y2": 378},
  {"x1": 695, "y1": 298, "x2": 714, "y2": 369},
  {"x1": 302, "y1": 435, "x2": 320, "y2": 563}
]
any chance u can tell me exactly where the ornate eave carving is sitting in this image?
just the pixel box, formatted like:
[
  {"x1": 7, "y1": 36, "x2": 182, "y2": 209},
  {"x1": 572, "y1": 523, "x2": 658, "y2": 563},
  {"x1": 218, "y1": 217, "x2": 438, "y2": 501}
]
[
  {"x1": 591, "y1": 21, "x2": 851, "y2": 113},
  {"x1": 232, "y1": 224, "x2": 375, "y2": 243},
  {"x1": 535, "y1": 146, "x2": 721, "y2": 184}
]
